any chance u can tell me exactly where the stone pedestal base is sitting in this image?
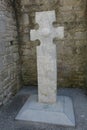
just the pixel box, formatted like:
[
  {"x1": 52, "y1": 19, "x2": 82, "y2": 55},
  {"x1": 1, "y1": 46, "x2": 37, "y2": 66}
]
[{"x1": 16, "y1": 95, "x2": 75, "y2": 127}]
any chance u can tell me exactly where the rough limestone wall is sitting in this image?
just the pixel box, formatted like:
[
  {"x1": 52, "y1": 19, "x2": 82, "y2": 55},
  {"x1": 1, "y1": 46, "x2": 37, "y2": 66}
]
[
  {"x1": 20, "y1": 0, "x2": 87, "y2": 88},
  {"x1": 0, "y1": 0, "x2": 20, "y2": 106}
]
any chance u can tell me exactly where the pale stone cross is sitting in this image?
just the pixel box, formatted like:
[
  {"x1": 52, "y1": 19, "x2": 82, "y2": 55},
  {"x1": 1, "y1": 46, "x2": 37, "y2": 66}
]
[{"x1": 30, "y1": 11, "x2": 64, "y2": 104}]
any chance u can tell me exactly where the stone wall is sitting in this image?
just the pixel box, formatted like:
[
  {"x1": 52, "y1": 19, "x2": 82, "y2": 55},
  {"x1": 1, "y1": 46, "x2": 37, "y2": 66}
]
[
  {"x1": 20, "y1": 0, "x2": 87, "y2": 88},
  {"x1": 0, "y1": 0, "x2": 20, "y2": 106}
]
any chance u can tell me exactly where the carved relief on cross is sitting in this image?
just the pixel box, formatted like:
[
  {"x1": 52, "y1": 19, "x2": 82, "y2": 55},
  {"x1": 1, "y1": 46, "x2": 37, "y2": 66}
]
[{"x1": 30, "y1": 11, "x2": 64, "y2": 104}]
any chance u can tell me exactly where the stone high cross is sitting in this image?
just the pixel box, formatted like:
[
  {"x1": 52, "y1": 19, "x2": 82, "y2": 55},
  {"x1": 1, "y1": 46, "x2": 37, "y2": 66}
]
[
  {"x1": 30, "y1": 11, "x2": 64, "y2": 103},
  {"x1": 16, "y1": 11, "x2": 75, "y2": 127}
]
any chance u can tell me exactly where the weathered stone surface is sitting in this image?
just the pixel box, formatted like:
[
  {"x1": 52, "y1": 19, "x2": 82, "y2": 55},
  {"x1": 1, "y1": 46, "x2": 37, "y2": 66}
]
[{"x1": 30, "y1": 11, "x2": 64, "y2": 103}]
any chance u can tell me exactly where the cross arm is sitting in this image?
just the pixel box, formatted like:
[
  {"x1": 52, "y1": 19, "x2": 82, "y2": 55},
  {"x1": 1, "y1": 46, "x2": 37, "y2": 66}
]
[{"x1": 53, "y1": 27, "x2": 64, "y2": 39}]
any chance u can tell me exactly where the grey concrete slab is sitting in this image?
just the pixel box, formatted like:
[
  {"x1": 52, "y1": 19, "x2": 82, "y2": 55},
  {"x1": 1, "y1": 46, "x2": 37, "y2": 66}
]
[{"x1": 16, "y1": 94, "x2": 75, "y2": 127}]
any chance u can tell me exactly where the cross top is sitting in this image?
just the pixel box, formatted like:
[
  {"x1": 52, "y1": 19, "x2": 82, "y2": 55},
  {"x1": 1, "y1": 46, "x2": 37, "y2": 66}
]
[{"x1": 30, "y1": 11, "x2": 64, "y2": 44}]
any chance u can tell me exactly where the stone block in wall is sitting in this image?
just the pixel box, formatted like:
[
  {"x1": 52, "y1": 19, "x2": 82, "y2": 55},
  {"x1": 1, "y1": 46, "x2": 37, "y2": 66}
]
[
  {"x1": 23, "y1": 13, "x2": 29, "y2": 25},
  {"x1": 0, "y1": 56, "x2": 4, "y2": 70}
]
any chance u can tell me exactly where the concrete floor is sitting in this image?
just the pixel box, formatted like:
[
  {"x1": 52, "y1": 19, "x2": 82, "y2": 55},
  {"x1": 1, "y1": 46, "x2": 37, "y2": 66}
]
[{"x1": 0, "y1": 87, "x2": 87, "y2": 130}]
